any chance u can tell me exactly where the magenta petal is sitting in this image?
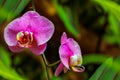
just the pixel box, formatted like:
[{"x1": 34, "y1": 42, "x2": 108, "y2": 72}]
[
  {"x1": 22, "y1": 11, "x2": 54, "y2": 45},
  {"x1": 4, "y1": 19, "x2": 21, "y2": 46},
  {"x1": 59, "y1": 44, "x2": 72, "y2": 69},
  {"x1": 30, "y1": 43, "x2": 47, "y2": 55},
  {"x1": 67, "y1": 38, "x2": 81, "y2": 55},
  {"x1": 33, "y1": 16, "x2": 54, "y2": 45},
  {"x1": 61, "y1": 32, "x2": 68, "y2": 44},
  {"x1": 9, "y1": 46, "x2": 23, "y2": 53},
  {"x1": 55, "y1": 62, "x2": 64, "y2": 76}
]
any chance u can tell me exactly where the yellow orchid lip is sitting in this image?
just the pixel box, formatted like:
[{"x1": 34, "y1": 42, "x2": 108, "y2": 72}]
[{"x1": 16, "y1": 31, "x2": 33, "y2": 48}]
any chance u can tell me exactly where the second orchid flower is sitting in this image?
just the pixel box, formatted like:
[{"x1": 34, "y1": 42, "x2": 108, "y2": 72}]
[{"x1": 55, "y1": 32, "x2": 85, "y2": 76}]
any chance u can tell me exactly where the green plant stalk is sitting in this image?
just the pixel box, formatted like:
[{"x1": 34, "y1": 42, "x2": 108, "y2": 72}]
[
  {"x1": 42, "y1": 54, "x2": 50, "y2": 80},
  {"x1": 42, "y1": 54, "x2": 60, "y2": 80}
]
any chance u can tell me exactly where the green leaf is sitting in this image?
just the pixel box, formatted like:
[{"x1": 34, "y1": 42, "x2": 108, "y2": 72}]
[
  {"x1": 83, "y1": 54, "x2": 109, "y2": 65},
  {"x1": 94, "y1": 0, "x2": 120, "y2": 46},
  {"x1": 0, "y1": 0, "x2": 3, "y2": 6},
  {"x1": 92, "y1": 0, "x2": 120, "y2": 21},
  {"x1": 0, "y1": 60, "x2": 26, "y2": 80},
  {"x1": 7, "y1": 0, "x2": 30, "y2": 21},
  {"x1": 0, "y1": 0, "x2": 30, "y2": 24},
  {"x1": 89, "y1": 58, "x2": 113, "y2": 80},
  {"x1": 89, "y1": 56, "x2": 120, "y2": 80},
  {"x1": 104, "y1": 14, "x2": 120, "y2": 46},
  {"x1": 53, "y1": 0, "x2": 80, "y2": 37},
  {"x1": 0, "y1": 46, "x2": 11, "y2": 67},
  {"x1": 109, "y1": 14, "x2": 120, "y2": 36},
  {"x1": 52, "y1": 76, "x2": 60, "y2": 80}
]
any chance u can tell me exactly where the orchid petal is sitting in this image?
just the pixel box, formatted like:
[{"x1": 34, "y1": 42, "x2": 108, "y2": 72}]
[
  {"x1": 61, "y1": 32, "x2": 68, "y2": 44},
  {"x1": 30, "y1": 43, "x2": 47, "y2": 55},
  {"x1": 59, "y1": 44, "x2": 72, "y2": 69},
  {"x1": 22, "y1": 11, "x2": 54, "y2": 45},
  {"x1": 4, "y1": 19, "x2": 22, "y2": 46},
  {"x1": 67, "y1": 38, "x2": 81, "y2": 55},
  {"x1": 55, "y1": 62, "x2": 64, "y2": 76},
  {"x1": 9, "y1": 46, "x2": 24, "y2": 53}
]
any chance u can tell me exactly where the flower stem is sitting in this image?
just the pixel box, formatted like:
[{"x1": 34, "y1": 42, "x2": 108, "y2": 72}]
[
  {"x1": 42, "y1": 53, "x2": 60, "y2": 80},
  {"x1": 47, "y1": 60, "x2": 60, "y2": 67},
  {"x1": 42, "y1": 53, "x2": 60, "y2": 67},
  {"x1": 42, "y1": 54, "x2": 50, "y2": 80}
]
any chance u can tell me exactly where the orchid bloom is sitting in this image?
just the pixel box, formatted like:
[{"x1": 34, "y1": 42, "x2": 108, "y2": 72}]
[
  {"x1": 55, "y1": 32, "x2": 85, "y2": 76},
  {"x1": 4, "y1": 11, "x2": 54, "y2": 55}
]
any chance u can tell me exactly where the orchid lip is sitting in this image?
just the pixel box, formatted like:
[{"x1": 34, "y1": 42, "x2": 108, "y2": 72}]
[
  {"x1": 16, "y1": 31, "x2": 33, "y2": 48},
  {"x1": 69, "y1": 54, "x2": 85, "y2": 72},
  {"x1": 71, "y1": 65, "x2": 85, "y2": 72}
]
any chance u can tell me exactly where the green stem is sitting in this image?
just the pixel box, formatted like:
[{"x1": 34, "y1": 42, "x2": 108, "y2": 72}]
[
  {"x1": 42, "y1": 54, "x2": 50, "y2": 80},
  {"x1": 42, "y1": 53, "x2": 60, "y2": 67},
  {"x1": 47, "y1": 60, "x2": 60, "y2": 67},
  {"x1": 42, "y1": 54, "x2": 60, "y2": 80}
]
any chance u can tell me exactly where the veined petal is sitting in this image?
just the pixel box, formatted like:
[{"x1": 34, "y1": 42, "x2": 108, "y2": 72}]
[
  {"x1": 9, "y1": 46, "x2": 24, "y2": 53},
  {"x1": 30, "y1": 43, "x2": 47, "y2": 55},
  {"x1": 55, "y1": 62, "x2": 64, "y2": 76},
  {"x1": 67, "y1": 38, "x2": 81, "y2": 55},
  {"x1": 4, "y1": 11, "x2": 33, "y2": 46},
  {"x1": 22, "y1": 11, "x2": 54, "y2": 45},
  {"x1": 59, "y1": 44, "x2": 72, "y2": 69},
  {"x1": 4, "y1": 19, "x2": 22, "y2": 46}
]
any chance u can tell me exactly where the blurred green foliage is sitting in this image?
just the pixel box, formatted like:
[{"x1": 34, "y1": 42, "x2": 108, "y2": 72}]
[
  {"x1": 92, "y1": 0, "x2": 120, "y2": 46},
  {"x1": 83, "y1": 54, "x2": 109, "y2": 65},
  {"x1": 0, "y1": 0, "x2": 30, "y2": 24},
  {"x1": 90, "y1": 56, "x2": 120, "y2": 80},
  {"x1": 53, "y1": 0, "x2": 80, "y2": 37},
  {"x1": 0, "y1": 46, "x2": 26, "y2": 80},
  {"x1": 0, "y1": 46, "x2": 11, "y2": 67}
]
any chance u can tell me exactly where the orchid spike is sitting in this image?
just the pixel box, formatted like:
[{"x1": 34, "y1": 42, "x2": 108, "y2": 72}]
[
  {"x1": 4, "y1": 11, "x2": 54, "y2": 55},
  {"x1": 55, "y1": 32, "x2": 85, "y2": 76}
]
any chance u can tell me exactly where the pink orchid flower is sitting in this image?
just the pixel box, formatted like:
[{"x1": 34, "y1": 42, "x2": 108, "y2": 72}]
[
  {"x1": 55, "y1": 32, "x2": 85, "y2": 76},
  {"x1": 4, "y1": 11, "x2": 54, "y2": 55}
]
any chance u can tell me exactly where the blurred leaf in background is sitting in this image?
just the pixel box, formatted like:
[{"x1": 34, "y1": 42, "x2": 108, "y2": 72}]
[
  {"x1": 83, "y1": 54, "x2": 109, "y2": 65},
  {"x1": 92, "y1": 0, "x2": 120, "y2": 21},
  {"x1": 104, "y1": 14, "x2": 120, "y2": 46},
  {"x1": 0, "y1": 0, "x2": 30, "y2": 24},
  {"x1": 0, "y1": 46, "x2": 26, "y2": 80},
  {"x1": 0, "y1": 46, "x2": 11, "y2": 67},
  {"x1": 53, "y1": 0, "x2": 80, "y2": 37},
  {"x1": 92, "y1": 0, "x2": 120, "y2": 46},
  {"x1": 90, "y1": 56, "x2": 120, "y2": 80}
]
